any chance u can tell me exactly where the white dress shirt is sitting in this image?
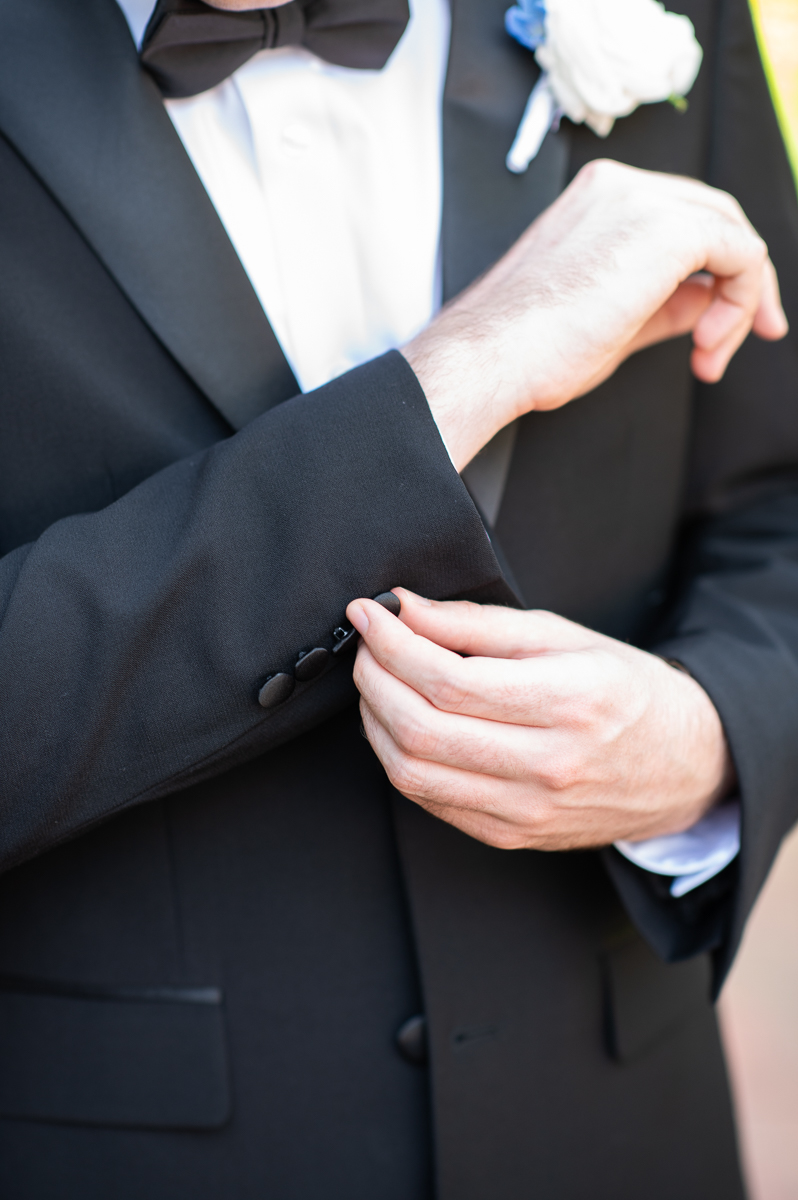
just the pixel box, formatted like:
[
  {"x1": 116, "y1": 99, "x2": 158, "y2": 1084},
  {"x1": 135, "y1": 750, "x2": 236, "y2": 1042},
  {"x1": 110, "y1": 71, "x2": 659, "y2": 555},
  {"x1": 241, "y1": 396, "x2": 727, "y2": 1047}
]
[
  {"x1": 120, "y1": 0, "x2": 447, "y2": 393},
  {"x1": 116, "y1": 0, "x2": 740, "y2": 894}
]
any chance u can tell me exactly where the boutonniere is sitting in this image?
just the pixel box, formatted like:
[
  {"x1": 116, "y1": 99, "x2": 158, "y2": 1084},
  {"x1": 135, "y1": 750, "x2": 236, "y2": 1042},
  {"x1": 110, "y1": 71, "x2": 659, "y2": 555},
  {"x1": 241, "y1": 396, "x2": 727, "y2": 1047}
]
[{"x1": 504, "y1": 0, "x2": 703, "y2": 172}]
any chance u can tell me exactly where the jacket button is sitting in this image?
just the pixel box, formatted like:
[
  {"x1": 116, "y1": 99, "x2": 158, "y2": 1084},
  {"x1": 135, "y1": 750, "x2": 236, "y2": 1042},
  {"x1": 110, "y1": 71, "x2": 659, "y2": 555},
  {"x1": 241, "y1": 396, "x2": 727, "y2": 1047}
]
[
  {"x1": 331, "y1": 625, "x2": 359, "y2": 655},
  {"x1": 294, "y1": 647, "x2": 329, "y2": 681},
  {"x1": 374, "y1": 591, "x2": 401, "y2": 616},
  {"x1": 395, "y1": 1014, "x2": 428, "y2": 1066},
  {"x1": 258, "y1": 673, "x2": 295, "y2": 708},
  {"x1": 331, "y1": 593, "x2": 399, "y2": 657}
]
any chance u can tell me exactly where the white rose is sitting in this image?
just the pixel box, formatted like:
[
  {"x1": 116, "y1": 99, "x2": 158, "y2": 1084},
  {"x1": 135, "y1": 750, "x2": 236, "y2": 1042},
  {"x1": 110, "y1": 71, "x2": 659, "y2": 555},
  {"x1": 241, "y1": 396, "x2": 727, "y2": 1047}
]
[{"x1": 536, "y1": 0, "x2": 703, "y2": 137}]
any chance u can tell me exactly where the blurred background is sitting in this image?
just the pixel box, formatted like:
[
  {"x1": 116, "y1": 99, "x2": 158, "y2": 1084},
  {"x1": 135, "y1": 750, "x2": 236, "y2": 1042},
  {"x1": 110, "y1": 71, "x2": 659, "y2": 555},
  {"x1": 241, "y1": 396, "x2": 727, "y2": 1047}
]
[
  {"x1": 719, "y1": 11, "x2": 798, "y2": 1186},
  {"x1": 718, "y1": 7, "x2": 798, "y2": 1200}
]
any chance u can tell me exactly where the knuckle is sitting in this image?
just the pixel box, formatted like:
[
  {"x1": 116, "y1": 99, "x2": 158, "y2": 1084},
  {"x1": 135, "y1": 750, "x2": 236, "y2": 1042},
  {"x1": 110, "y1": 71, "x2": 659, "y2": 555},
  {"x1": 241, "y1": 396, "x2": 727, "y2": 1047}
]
[
  {"x1": 427, "y1": 675, "x2": 468, "y2": 714},
  {"x1": 459, "y1": 599, "x2": 485, "y2": 621},
  {"x1": 352, "y1": 655, "x2": 367, "y2": 692},
  {"x1": 393, "y1": 713, "x2": 435, "y2": 759},
  {"x1": 715, "y1": 185, "x2": 742, "y2": 214},
  {"x1": 537, "y1": 755, "x2": 579, "y2": 793},
  {"x1": 485, "y1": 826, "x2": 529, "y2": 851},
  {"x1": 581, "y1": 157, "x2": 619, "y2": 187},
  {"x1": 576, "y1": 160, "x2": 598, "y2": 188},
  {"x1": 737, "y1": 226, "x2": 768, "y2": 264},
  {"x1": 390, "y1": 755, "x2": 428, "y2": 798},
  {"x1": 708, "y1": 185, "x2": 750, "y2": 231},
  {"x1": 570, "y1": 685, "x2": 604, "y2": 725}
]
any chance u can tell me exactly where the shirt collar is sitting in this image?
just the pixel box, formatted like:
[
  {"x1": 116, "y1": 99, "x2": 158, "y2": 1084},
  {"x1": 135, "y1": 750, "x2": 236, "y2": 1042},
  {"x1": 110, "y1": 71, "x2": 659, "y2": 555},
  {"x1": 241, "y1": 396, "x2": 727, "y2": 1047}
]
[{"x1": 115, "y1": 0, "x2": 158, "y2": 49}]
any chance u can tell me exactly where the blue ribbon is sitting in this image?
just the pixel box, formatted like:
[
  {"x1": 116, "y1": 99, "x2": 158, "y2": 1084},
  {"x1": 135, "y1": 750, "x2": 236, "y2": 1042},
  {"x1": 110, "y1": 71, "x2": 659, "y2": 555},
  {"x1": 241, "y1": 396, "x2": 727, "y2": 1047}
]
[{"x1": 504, "y1": 0, "x2": 547, "y2": 50}]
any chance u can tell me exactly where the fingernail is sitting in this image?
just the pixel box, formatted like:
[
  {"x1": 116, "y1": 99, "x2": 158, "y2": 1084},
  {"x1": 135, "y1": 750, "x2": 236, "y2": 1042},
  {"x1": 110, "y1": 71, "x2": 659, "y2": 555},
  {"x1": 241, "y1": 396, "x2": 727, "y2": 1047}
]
[{"x1": 347, "y1": 602, "x2": 369, "y2": 634}]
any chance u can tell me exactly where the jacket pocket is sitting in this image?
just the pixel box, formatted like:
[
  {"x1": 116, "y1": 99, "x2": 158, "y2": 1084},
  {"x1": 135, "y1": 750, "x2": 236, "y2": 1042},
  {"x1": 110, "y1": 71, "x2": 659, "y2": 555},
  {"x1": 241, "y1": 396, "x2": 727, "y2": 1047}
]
[
  {"x1": 0, "y1": 975, "x2": 230, "y2": 1129},
  {"x1": 600, "y1": 931, "x2": 712, "y2": 1063}
]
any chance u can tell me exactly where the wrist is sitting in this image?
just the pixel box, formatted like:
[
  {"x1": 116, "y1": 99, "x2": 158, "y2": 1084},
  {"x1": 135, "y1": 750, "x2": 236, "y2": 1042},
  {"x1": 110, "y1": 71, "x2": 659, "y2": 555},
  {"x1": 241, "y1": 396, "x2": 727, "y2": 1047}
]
[
  {"x1": 400, "y1": 339, "x2": 496, "y2": 472},
  {"x1": 664, "y1": 658, "x2": 737, "y2": 818},
  {"x1": 401, "y1": 312, "x2": 529, "y2": 472}
]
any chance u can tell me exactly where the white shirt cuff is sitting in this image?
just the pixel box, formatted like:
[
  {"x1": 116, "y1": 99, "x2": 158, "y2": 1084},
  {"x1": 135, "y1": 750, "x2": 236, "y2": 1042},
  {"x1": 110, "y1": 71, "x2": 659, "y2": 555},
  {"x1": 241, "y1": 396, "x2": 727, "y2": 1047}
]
[{"x1": 614, "y1": 800, "x2": 740, "y2": 898}]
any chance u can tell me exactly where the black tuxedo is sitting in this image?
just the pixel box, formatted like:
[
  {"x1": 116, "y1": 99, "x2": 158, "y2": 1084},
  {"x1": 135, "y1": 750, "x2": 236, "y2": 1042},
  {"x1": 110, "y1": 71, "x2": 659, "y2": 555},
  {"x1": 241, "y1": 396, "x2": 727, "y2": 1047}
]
[{"x1": 0, "y1": 0, "x2": 796, "y2": 1195}]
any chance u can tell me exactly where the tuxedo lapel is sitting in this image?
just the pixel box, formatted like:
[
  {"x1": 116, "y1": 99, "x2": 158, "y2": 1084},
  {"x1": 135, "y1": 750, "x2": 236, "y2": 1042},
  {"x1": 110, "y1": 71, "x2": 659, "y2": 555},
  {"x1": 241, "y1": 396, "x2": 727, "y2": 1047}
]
[
  {"x1": 0, "y1": 0, "x2": 561, "y2": 431},
  {"x1": 441, "y1": 0, "x2": 570, "y2": 555},
  {"x1": 0, "y1": 0, "x2": 297, "y2": 431},
  {"x1": 441, "y1": 0, "x2": 570, "y2": 301}
]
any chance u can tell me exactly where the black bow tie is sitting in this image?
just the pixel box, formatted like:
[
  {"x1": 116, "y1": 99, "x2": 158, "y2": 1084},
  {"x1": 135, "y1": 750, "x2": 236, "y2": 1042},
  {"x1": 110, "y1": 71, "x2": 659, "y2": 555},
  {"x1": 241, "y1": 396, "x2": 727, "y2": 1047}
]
[{"x1": 140, "y1": 0, "x2": 411, "y2": 98}]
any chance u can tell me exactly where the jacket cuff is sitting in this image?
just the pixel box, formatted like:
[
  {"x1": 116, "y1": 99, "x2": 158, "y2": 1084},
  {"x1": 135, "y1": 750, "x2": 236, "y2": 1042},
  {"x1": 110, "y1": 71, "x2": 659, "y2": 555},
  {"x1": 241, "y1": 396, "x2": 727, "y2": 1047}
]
[
  {"x1": 609, "y1": 626, "x2": 798, "y2": 992},
  {"x1": 614, "y1": 799, "x2": 740, "y2": 896}
]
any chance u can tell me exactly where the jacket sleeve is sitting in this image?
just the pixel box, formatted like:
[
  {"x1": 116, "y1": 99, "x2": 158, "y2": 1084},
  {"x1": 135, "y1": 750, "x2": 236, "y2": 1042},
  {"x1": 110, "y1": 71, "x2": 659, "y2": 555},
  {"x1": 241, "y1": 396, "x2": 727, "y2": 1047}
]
[
  {"x1": 605, "y1": 0, "x2": 798, "y2": 992},
  {"x1": 0, "y1": 350, "x2": 509, "y2": 875}
]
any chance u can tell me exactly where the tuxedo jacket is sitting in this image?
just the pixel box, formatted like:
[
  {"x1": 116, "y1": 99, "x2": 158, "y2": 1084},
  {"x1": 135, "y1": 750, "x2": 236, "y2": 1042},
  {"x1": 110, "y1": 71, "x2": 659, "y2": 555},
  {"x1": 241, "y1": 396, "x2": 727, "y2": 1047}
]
[{"x1": 0, "y1": 0, "x2": 796, "y2": 1196}]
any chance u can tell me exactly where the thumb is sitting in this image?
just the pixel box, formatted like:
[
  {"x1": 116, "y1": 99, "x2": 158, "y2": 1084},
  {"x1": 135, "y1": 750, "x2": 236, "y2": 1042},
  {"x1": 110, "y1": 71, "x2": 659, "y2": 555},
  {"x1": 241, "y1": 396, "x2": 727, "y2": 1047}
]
[{"x1": 391, "y1": 590, "x2": 597, "y2": 658}]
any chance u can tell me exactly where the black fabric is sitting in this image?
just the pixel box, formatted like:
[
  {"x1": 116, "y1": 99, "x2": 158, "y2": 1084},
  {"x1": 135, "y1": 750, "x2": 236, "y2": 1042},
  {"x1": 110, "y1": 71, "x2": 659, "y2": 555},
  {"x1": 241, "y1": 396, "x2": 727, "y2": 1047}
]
[
  {"x1": 0, "y1": 713, "x2": 434, "y2": 1196},
  {"x1": 394, "y1": 795, "x2": 744, "y2": 1200},
  {"x1": 0, "y1": 341, "x2": 503, "y2": 871},
  {"x1": 0, "y1": 0, "x2": 793, "y2": 1192},
  {"x1": 141, "y1": 0, "x2": 411, "y2": 99},
  {"x1": 440, "y1": 0, "x2": 571, "y2": 302},
  {"x1": 599, "y1": 928, "x2": 713, "y2": 1062},
  {"x1": 0, "y1": 0, "x2": 299, "y2": 431},
  {"x1": 601, "y1": 847, "x2": 738, "y2": 967},
  {"x1": 0, "y1": 978, "x2": 229, "y2": 1129}
]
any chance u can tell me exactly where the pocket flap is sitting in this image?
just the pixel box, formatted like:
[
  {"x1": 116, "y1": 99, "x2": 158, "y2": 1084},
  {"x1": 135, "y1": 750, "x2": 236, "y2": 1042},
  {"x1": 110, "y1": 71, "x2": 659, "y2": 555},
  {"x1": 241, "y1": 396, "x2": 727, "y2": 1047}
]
[
  {"x1": 0, "y1": 976, "x2": 230, "y2": 1129},
  {"x1": 600, "y1": 933, "x2": 711, "y2": 1063}
]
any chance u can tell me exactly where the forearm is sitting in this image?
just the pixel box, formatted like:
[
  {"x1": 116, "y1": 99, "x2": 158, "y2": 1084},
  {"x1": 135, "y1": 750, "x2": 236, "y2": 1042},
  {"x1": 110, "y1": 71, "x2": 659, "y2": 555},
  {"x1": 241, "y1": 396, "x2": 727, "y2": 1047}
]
[
  {"x1": 403, "y1": 167, "x2": 784, "y2": 474},
  {"x1": 0, "y1": 352, "x2": 506, "y2": 875}
]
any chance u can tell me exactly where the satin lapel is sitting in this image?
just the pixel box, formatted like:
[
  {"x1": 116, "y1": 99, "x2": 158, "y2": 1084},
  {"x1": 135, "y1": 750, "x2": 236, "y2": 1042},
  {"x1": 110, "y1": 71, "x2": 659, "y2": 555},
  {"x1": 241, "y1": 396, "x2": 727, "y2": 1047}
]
[
  {"x1": 0, "y1": 0, "x2": 297, "y2": 431},
  {"x1": 442, "y1": 0, "x2": 571, "y2": 584},
  {"x1": 441, "y1": 0, "x2": 570, "y2": 301}
]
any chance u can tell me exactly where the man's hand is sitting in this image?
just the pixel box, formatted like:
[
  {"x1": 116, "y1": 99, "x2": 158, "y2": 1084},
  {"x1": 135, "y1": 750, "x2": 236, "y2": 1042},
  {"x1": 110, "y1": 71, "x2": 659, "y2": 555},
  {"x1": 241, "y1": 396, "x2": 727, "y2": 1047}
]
[
  {"x1": 406, "y1": 160, "x2": 788, "y2": 471},
  {"x1": 347, "y1": 590, "x2": 736, "y2": 852}
]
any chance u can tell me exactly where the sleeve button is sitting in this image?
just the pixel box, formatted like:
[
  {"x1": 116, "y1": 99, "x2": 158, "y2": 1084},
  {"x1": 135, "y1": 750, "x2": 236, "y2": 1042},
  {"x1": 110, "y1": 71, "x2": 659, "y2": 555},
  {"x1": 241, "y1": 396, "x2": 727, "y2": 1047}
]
[
  {"x1": 258, "y1": 673, "x2": 295, "y2": 708},
  {"x1": 294, "y1": 647, "x2": 329, "y2": 681},
  {"x1": 374, "y1": 591, "x2": 401, "y2": 616}
]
